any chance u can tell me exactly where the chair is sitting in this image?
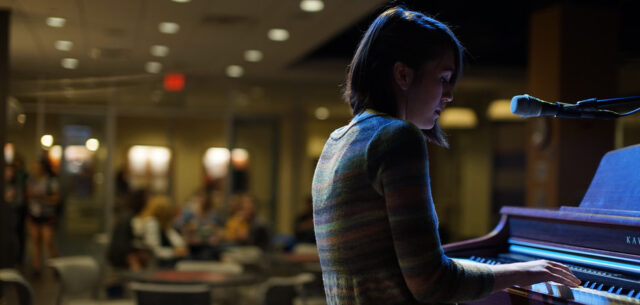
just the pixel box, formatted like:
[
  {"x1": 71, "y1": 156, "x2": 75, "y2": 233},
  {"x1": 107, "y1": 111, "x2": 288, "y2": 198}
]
[
  {"x1": 129, "y1": 282, "x2": 210, "y2": 305},
  {"x1": 241, "y1": 272, "x2": 315, "y2": 305},
  {"x1": 292, "y1": 243, "x2": 318, "y2": 255},
  {"x1": 48, "y1": 256, "x2": 101, "y2": 305},
  {"x1": 48, "y1": 255, "x2": 133, "y2": 305},
  {"x1": 0, "y1": 269, "x2": 33, "y2": 305},
  {"x1": 220, "y1": 246, "x2": 264, "y2": 265}
]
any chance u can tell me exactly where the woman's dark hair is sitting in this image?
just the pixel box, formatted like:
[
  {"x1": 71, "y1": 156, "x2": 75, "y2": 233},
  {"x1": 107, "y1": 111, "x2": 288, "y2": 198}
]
[
  {"x1": 343, "y1": 6, "x2": 464, "y2": 147},
  {"x1": 129, "y1": 189, "x2": 148, "y2": 215}
]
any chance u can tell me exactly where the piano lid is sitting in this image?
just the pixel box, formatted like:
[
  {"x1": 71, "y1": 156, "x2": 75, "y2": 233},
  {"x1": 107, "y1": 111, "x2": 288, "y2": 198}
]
[{"x1": 580, "y1": 144, "x2": 640, "y2": 211}]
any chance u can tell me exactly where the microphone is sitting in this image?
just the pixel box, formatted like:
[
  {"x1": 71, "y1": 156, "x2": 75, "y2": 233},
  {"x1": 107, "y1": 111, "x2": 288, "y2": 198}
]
[{"x1": 510, "y1": 95, "x2": 619, "y2": 119}]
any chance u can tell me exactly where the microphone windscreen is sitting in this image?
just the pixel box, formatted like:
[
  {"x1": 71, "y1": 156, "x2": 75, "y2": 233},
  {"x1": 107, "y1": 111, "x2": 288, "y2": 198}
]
[{"x1": 510, "y1": 94, "x2": 541, "y2": 118}]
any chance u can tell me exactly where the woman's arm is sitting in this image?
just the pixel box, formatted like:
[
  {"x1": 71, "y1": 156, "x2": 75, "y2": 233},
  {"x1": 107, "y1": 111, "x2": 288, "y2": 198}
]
[{"x1": 367, "y1": 121, "x2": 578, "y2": 303}]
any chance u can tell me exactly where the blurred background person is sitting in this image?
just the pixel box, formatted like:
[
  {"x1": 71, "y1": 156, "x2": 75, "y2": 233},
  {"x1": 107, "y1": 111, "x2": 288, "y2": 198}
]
[
  {"x1": 26, "y1": 156, "x2": 61, "y2": 275},
  {"x1": 107, "y1": 189, "x2": 149, "y2": 272},
  {"x1": 294, "y1": 196, "x2": 316, "y2": 245},
  {"x1": 224, "y1": 193, "x2": 270, "y2": 250},
  {"x1": 138, "y1": 195, "x2": 188, "y2": 267},
  {"x1": 174, "y1": 189, "x2": 224, "y2": 260},
  {"x1": 5, "y1": 163, "x2": 25, "y2": 266}
]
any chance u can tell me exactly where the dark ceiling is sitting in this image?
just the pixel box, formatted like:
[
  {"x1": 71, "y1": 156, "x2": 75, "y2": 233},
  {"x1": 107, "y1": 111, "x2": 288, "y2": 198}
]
[{"x1": 297, "y1": 0, "x2": 640, "y2": 69}]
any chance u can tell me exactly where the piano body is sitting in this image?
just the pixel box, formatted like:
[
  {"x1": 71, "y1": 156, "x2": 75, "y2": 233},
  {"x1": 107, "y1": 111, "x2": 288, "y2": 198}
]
[{"x1": 443, "y1": 144, "x2": 640, "y2": 304}]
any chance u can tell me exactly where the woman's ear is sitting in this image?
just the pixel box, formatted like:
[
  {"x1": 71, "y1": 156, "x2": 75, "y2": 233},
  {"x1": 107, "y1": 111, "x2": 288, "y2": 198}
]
[{"x1": 393, "y1": 61, "x2": 414, "y2": 91}]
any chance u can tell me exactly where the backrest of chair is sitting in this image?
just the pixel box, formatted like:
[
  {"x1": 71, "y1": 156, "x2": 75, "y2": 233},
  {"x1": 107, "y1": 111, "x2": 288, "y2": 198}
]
[
  {"x1": 48, "y1": 256, "x2": 101, "y2": 295},
  {"x1": 130, "y1": 282, "x2": 210, "y2": 305},
  {"x1": 0, "y1": 269, "x2": 34, "y2": 305},
  {"x1": 221, "y1": 246, "x2": 264, "y2": 265},
  {"x1": 292, "y1": 243, "x2": 318, "y2": 255},
  {"x1": 175, "y1": 260, "x2": 244, "y2": 274}
]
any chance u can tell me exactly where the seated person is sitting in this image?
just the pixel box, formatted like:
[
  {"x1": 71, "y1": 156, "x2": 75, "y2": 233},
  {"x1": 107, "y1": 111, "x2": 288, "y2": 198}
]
[
  {"x1": 107, "y1": 189, "x2": 149, "y2": 271},
  {"x1": 294, "y1": 196, "x2": 315, "y2": 244},
  {"x1": 135, "y1": 195, "x2": 188, "y2": 267},
  {"x1": 175, "y1": 190, "x2": 224, "y2": 243},
  {"x1": 174, "y1": 190, "x2": 224, "y2": 259},
  {"x1": 224, "y1": 193, "x2": 270, "y2": 250}
]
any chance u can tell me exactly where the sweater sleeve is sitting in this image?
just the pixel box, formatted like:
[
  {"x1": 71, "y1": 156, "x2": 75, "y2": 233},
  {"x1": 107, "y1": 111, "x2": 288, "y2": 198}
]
[{"x1": 366, "y1": 121, "x2": 494, "y2": 303}]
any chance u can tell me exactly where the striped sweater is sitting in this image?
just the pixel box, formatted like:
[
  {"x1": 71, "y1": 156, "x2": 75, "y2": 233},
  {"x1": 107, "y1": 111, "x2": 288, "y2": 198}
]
[{"x1": 312, "y1": 110, "x2": 494, "y2": 305}]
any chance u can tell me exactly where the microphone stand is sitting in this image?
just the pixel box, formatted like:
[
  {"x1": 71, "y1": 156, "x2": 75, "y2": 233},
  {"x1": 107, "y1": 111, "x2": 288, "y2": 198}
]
[
  {"x1": 575, "y1": 95, "x2": 640, "y2": 117},
  {"x1": 576, "y1": 95, "x2": 640, "y2": 109}
]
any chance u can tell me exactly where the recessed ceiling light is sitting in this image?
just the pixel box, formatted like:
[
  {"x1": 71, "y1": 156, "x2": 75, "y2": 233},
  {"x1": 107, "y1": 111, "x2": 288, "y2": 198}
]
[
  {"x1": 61, "y1": 58, "x2": 78, "y2": 69},
  {"x1": 172, "y1": 0, "x2": 191, "y2": 2},
  {"x1": 244, "y1": 50, "x2": 263, "y2": 62},
  {"x1": 146, "y1": 62, "x2": 162, "y2": 74},
  {"x1": 55, "y1": 40, "x2": 73, "y2": 51},
  {"x1": 268, "y1": 28, "x2": 290, "y2": 41},
  {"x1": 150, "y1": 45, "x2": 170, "y2": 57},
  {"x1": 158, "y1": 22, "x2": 180, "y2": 34},
  {"x1": 41, "y1": 135, "x2": 54, "y2": 147},
  {"x1": 300, "y1": 0, "x2": 324, "y2": 12},
  {"x1": 315, "y1": 107, "x2": 330, "y2": 120},
  {"x1": 85, "y1": 138, "x2": 100, "y2": 152},
  {"x1": 226, "y1": 65, "x2": 244, "y2": 78},
  {"x1": 46, "y1": 17, "x2": 66, "y2": 28}
]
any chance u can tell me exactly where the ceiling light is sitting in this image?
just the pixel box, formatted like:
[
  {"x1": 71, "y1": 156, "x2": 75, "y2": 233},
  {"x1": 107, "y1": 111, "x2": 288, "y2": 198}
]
[
  {"x1": 158, "y1": 22, "x2": 180, "y2": 34},
  {"x1": 150, "y1": 45, "x2": 170, "y2": 57},
  {"x1": 17, "y1": 114, "x2": 26, "y2": 124},
  {"x1": 226, "y1": 65, "x2": 244, "y2": 78},
  {"x1": 61, "y1": 58, "x2": 78, "y2": 69},
  {"x1": 439, "y1": 107, "x2": 478, "y2": 129},
  {"x1": 315, "y1": 107, "x2": 330, "y2": 120},
  {"x1": 487, "y1": 99, "x2": 522, "y2": 121},
  {"x1": 146, "y1": 61, "x2": 162, "y2": 74},
  {"x1": 268, "y1": 28, "x2": 290, "y2": 41},
  {"x1": 41, "y1": 134, "x2": 54, "y2": 147},
  {"x1": 300, "y1": 0, "x2": 324, "y2": 12},
  {"x1": 55, "y1": 40, "x2": 73, "y2": 51},
  {"x1": 244, "y1": 50, "x2": 263, "y2": 62},
  {"x1": 85, "y1": 138, "x2": 100, "y2": 152},
  {"x1": 46, "y1": 17, "x2": 66, "y2": 28},
  {"x1": 172, "y1": 0, "x2": 191, "y2": 2}
]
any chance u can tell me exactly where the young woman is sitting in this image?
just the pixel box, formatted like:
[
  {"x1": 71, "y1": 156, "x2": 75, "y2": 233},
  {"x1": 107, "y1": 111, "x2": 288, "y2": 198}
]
[
  {"x1": 311, "y1": 6, "x2": 580, "y2": 305},
  {"x1": 26, "y1": 157, "x2": 60, "y2": 274}
]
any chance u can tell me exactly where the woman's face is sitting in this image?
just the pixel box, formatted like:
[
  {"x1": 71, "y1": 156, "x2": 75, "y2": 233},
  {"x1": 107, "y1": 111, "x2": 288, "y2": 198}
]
[{"x1": 404, "y1": 50, "x2": 455, "y2": 129}]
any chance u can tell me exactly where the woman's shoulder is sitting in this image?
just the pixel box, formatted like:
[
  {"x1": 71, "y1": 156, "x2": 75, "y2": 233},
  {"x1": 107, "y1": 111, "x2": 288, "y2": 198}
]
[{"x1": 369, "y1": 117, "x2": 424, "y2": 142}]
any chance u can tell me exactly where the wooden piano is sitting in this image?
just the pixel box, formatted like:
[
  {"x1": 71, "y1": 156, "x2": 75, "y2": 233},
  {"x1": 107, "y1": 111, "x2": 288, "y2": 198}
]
[{"x1": 444, "y1": 144, "x2": 640, "y2": 305}]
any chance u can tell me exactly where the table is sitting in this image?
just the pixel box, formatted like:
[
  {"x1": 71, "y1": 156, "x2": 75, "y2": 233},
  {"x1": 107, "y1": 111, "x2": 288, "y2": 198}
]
[{"x1": 123, "y1": 270, "x2": 263, "y2": 287}]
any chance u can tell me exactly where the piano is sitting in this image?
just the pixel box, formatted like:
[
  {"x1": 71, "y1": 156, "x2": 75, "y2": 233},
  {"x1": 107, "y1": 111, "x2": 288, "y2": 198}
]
[{"x1": 443, "y1": 144, "x2": 640, "y2": 305}]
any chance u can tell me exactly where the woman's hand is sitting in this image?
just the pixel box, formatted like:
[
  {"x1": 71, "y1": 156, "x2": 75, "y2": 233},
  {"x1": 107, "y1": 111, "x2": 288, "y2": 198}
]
[{"x1": 490, "y1": 260, "x2": 581, "y2": 292}]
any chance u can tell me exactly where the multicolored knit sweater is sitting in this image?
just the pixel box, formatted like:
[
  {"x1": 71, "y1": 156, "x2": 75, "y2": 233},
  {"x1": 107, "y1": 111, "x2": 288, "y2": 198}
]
[{"x1": 312, "y1": 110, "x2": 494, "y2": 305}]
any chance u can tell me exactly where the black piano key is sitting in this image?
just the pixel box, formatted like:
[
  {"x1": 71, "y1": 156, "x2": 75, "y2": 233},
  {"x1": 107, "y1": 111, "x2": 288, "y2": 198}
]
[
  {"x1": 627, "y1": 290, "x2": 635, "y2": 297},
  {"x1": 596, "y1": 283, "x2": 603, "y2": 290},
  {"x1": 635, "y1": 291, "x2": 640, "y2": 299},
  {"x1": 607, "y1": 286, "x2": 615, "y2": 293},
  {"x1": 589, "y1": 282, "x2": 597, "y2": 289},
  {"x1": 583, "y1": 281, "x2": 590, "y2": 288},
  {"x1": 615, "y1": 287, "x2": 623, "y2": 295}
]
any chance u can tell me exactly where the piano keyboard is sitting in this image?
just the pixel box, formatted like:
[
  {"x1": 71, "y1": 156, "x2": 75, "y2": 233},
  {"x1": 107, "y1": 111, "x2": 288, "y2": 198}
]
[{"x1": 461, "y1": 254, "x2": 640, "y2": 305}]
